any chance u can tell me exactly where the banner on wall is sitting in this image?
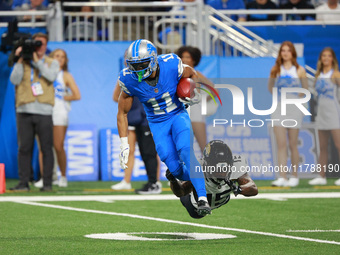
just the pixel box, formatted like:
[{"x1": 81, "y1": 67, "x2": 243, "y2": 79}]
[
  {"x1": 100, "y1": 128, "x2": 167, "y2": 181},
  {"x1": 204, "y1": 125, "x2": 275, "y2": 180},
  {"x1": 64, "y1": 124, "x2": 99, "y2": 181},
  {"x1": 269, "y1": 123, "x2": 320, "y2": 178},
  {"x1": 199, "y1": 77, "x2": 313, "y2": 180}
]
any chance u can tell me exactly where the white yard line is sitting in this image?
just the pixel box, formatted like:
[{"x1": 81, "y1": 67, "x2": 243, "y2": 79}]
[
  {"x1": 13, "y1": 200, "x2": 340, "y2": 246},
  {"x1": 287, "y1": 230, "x2": 340, "y2": 233},
  {"x1": 1, "y1": 192, "x2": 340, "y2": 202}
]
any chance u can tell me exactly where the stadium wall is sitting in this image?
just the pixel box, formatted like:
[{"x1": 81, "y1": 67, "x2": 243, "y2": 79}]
[
  {"x1": 245, "y1": 25, "x2": 340, "y2": 70},
  {"x1": 0, "y1": 42, "x2": 316, "y2": 181}
]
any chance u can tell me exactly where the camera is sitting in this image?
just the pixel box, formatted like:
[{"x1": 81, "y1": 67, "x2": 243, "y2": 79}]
[
  {"x1": 1, "y1": 19, "x2": 42, "y2": 66},
  {"x1": 20, "y1": 39, "x2": 42, "y2": 60}
]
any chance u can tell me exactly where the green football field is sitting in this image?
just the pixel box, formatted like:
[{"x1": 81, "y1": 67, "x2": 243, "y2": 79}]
[{"x1": 1, "y1": 179, "x2": 340, "y2": 255}]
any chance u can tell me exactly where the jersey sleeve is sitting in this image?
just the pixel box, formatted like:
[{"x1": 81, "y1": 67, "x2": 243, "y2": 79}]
[
  {"x1": 118, "y1": 69, "x2": 133, "y2": 96},
  {"x1": 158, "y1": 53, "x2": 183, "y2": 81},
  {"x1": 229, "y1": 155, "x2": 249, "y2": 180},
  {"x1": 177, "y1": 57, "x2": 184, "y2": 80}
]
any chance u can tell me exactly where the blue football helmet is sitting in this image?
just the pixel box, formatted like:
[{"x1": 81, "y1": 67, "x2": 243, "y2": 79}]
[{"x1": 126, "y1": 39, "x2": 158, "y2": 82}]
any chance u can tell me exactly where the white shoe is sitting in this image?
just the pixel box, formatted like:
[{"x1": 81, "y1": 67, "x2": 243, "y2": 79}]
[
  {"x1": 34, "y1": 179, "x2": 43, "y2": 188},
  {"x1": 52, "y1": 179, "x2": 59, "y2": 185},
  {"x1": 59, "y1": 176, "x2": 68, "y2": 187},
  {"x1": 111, "y1": 180, "x2": 131, "y2": 190},
  {"x1": 287, "y1": 177, "x2": 299, "y2": 187},
  {"x1": 308, "y1": 177, "x2": 327, "y2": 185},
  {"x1": 156, "y1": 181, "x2": 162, "y2": 191},
  {"x1": 271, "y1": 178, "x2": 288, "y2": 187},
  {"x1": 334, "y1": 178, "x2": 340, "y2": 186}
]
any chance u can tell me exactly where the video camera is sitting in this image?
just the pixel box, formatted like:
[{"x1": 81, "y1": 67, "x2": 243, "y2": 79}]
[
  {"x1": 1, "y1": 19, "x2": 42, "y2": 66},
  {"x1": 17, "y1": 38, "x2": 42, "y2": 60}
]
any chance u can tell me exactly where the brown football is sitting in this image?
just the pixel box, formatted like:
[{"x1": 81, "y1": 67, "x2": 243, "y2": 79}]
[{"x1": 176, "y1": 77, "x2": 196, "y2": 99}]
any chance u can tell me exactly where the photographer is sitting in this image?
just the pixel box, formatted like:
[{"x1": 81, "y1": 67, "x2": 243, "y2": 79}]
[{"x1": 9, "y1": 32, "x2": 59, "y2": 192}]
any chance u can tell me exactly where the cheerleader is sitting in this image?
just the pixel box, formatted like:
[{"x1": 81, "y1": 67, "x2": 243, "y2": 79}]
[
  {"x1": 309, "y1": 47, "x2": 340, "y2": 186},
  {"x1": 268, "y1": 41, "x2": 309, "y2": 187}
]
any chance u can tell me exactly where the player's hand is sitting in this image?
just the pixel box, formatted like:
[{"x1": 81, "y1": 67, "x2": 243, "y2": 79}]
[
  {"x1": 226, "y1": 180, "x2": 242, "y2": 197},
  {"x1": 178, "y1": 88, "x2": 201, "y2": 106},
  {"x1": 119, "y1": 137, "x2": 129, "y2": 169}
]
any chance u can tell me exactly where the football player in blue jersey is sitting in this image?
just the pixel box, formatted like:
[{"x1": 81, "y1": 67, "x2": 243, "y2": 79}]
[
  {"x1": 166, "y1": 140, "x2": 258, "y2": 219},
  {"x1": 117, "y1": 39, "x2": 211, "y2": 216}
]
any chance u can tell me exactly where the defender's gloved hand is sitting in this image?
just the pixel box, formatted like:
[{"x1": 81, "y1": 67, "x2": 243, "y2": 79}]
[
  {"x1": 119, "y1": 137, "x2": 129, "y2": 169},
  {"x1": 225, "y1": 180, "x2": 242, "y2": 197},
  {"x1": 179, "y1": 88, "x2": 201, "y2": 106}
]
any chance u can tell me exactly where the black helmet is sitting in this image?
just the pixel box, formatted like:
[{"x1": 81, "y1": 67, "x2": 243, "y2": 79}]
[{"x1": 203, "y1": 140, "x2": 233, "y2": 179}]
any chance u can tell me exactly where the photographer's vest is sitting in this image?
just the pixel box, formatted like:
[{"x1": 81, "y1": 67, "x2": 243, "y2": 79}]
[{"x1": 15, "y1": 56, "x2": 55, "y2": 108}]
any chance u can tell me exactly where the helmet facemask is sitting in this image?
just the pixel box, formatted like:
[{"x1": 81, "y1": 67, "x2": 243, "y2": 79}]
[{"x1": 126, "y1": 39, "x2": 158, "y2": 82}]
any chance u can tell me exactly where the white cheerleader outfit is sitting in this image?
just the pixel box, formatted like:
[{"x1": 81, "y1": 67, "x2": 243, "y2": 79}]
[
  {"x1": 189, "y1": 102, "x2": 206, "y2": 122},
  {"x1": 53, "y1": 71, "x2": 71, "y2": 126},
  {"x1": 271, "y1": 65, "x2": 304, "y2": 128},
  {"x1": 315, "y1": 70, "x2": 340, "y2": 130}
]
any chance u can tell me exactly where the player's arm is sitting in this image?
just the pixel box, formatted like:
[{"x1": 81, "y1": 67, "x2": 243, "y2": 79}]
[
  {"x1": 166, "y1": 169, "x2": 193, "y2": 197},
  {"x1": 236, "y1": 173, "x2": 258, "y2": 197},
  {"x1": 117, "y1": 90, "x2": 133, "y2": 138},
  {"x1": 113, "y1": 81, "x2": 121, "y2": 102},
  {"x1": 181, "y1": 64, "x2": 198, "y2": 81},
  {"x1": 117, "y1": 90, "x2": 133, "y2": 169}
]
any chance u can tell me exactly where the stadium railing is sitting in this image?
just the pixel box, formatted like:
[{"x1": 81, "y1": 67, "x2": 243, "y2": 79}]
[
  {"x1": 0, "y1": 1, "x2": 338, "y2": 78},
  {"x1": 0, "y1": 1, "x2": 63, "y2": 41},
  {"x1": 61, "y1": 1, "x2": 203, "y2": 52}
]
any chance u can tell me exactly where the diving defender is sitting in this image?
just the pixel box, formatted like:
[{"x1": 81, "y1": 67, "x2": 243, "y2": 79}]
[
  {"x1": 116, "y1": 39, "x2": 211, "y2": 216},
  {"x1": 166, "y1": 140, "x2": 258, "y2": 219}
]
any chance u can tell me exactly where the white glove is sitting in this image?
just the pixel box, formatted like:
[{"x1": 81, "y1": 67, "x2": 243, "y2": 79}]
[
  {"x1": 119, "y1": 137, "x2": 129, "y2": 169},
  {"x1": 178, "y1": 88, "x2": 201, "y2": 106}
]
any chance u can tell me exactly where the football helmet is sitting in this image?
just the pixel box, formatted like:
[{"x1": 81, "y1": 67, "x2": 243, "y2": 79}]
[
  {"x1": 203, "y1": 140, "x2": 233, "y2": 180},
  {"x1": 125, "y1": 39, "x2": 158, "y2": 82}
]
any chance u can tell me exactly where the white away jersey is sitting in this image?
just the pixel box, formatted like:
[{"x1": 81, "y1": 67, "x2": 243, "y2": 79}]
[{"x1": 190, "y1": 155, "x2": 248, "y2": 210}]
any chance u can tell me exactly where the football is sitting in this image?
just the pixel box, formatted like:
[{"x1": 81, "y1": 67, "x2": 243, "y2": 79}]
[{"x1": 176, "y1": 78, "x2": 196, "y2": 99}]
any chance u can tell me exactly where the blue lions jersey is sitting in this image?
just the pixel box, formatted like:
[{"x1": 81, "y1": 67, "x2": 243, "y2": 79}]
[{"x1": 118, "y1": 53, "x2": 185, "y2": 123}]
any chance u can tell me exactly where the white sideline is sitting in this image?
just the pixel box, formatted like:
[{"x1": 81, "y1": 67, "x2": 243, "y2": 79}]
[
  {"x1": 1, "y1": 192, "x2": 340, "y2": 202},
  {"x1": 13, "y1": 200, "x2": 340, "y2": 246}
]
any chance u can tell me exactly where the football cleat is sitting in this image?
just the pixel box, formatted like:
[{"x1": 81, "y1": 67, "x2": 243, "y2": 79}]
[
  {"x1": 197, "y1": 200, "x2": 211, "y2": 216},
  {"x1": 135, "y1": 182, "x2": 161, "y2": 195},
  {"x1": 125, "y1": 39, "x2": 158, "y2": 82}
]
